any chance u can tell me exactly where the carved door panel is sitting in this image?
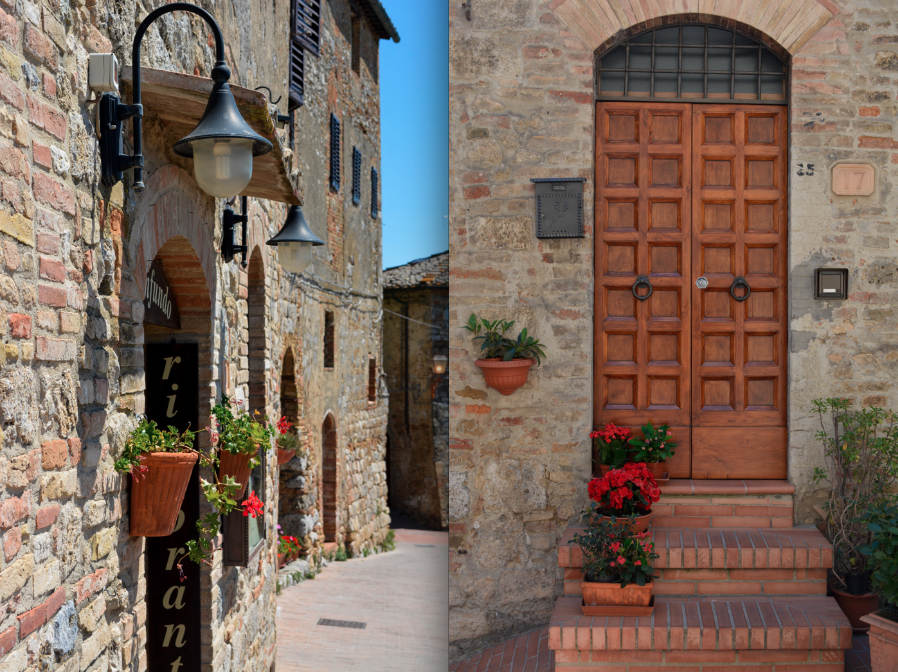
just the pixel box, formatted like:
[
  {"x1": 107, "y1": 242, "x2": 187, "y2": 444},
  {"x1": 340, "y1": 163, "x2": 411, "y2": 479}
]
[
  {"x1": 594, "y1": 102, "x2": 693, "y2": 476},
  {"x1": 690, "y1": 105, "x2": 788, "y2": 478},
  {"x1": 594, "y1": 102, "x2": 788, "y2": 480}
]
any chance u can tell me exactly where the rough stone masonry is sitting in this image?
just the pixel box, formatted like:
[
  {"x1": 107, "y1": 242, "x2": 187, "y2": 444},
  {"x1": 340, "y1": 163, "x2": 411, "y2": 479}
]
[{"x1": 448, "y1": 0, "x2": 898, "y2": 660}]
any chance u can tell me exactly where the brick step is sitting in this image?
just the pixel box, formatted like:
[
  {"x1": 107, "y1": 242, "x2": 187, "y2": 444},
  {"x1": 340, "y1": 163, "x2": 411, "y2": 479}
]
[
  {"x1": 560, "y1": 527, "x2": 832, "y2": 597},
  {"x1": 549, "y1": 595, "x2": 852, "y2": 668},
  {"x1": 653, "y1": 479, "x2": 795, "y2": 529}
]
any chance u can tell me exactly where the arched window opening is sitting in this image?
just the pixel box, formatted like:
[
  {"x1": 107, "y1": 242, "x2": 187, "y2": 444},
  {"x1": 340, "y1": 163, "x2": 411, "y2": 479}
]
[{"x1": 597, "y1": 25, "x2": 787, "y2": 104}]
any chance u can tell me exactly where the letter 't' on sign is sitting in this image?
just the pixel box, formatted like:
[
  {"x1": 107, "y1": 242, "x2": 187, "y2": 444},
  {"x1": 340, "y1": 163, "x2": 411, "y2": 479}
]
[{"x1": 144, "y1": 258, "x2": 182, "y2": 329}]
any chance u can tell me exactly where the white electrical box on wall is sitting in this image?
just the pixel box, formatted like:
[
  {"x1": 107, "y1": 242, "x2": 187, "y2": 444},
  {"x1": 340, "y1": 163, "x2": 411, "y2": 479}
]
[{"x1": 88, "y1": 53, "x2": 119, "y2": 94}]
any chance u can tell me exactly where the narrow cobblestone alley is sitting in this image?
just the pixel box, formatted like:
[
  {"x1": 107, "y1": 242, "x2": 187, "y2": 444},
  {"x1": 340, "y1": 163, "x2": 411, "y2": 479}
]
[{"x1": 276, "y1": 528, "x2": 448, "y2": 671}]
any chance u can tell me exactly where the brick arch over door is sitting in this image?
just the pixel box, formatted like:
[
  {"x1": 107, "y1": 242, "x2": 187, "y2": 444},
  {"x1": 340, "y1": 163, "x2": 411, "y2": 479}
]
[
  {"x1": 548, "y1": 0, "x2": 839, "y2": 56},
  {"x1": 246, "y1": 246, "x2": 269, "y2": 415}
]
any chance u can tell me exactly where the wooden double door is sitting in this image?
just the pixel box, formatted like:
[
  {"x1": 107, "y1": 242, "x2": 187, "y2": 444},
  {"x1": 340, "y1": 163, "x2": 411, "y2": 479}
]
[{"x1": 594, "y1": 102, "x2": 787, "y2": 479}]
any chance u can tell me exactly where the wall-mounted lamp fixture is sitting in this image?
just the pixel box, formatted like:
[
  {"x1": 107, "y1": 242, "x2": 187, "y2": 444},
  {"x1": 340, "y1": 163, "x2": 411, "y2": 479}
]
[
  {"x1": 95, "y1": 3, "x2": 272, "y2": 197},
  {"x1": 222, "y1": 196, "x2": 248, "y2": 267},
  {"x1": 432, "y1": 354, "x2": 448, "y2": 375},
  {"x1": 266, "y1": 205, "x2": 324, "y2": 274}
]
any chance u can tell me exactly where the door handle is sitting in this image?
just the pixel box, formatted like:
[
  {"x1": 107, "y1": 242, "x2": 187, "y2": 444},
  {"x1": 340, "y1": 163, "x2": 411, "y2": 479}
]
[
  {"x1": 730, "y1": 276, "x2": 751, "y2": 302},
  {"x1": 632, "y1": 275, "x2": 653, "y2": 301}
]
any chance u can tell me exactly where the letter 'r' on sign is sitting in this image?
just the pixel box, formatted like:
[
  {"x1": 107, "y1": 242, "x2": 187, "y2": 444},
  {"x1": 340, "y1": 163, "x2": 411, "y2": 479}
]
[{"x1": 832, "y1": 164, "x2": 874, "y2": 196}]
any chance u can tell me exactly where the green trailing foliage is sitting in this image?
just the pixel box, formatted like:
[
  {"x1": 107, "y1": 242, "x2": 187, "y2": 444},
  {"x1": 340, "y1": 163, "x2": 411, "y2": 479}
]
[
  {"x1": 463, "y1": 313, "x2": 548, "y2": 364},
  {"x1": 859, "y1": 500, "x2": 898, "y2": 611},
  {"x1": 113, "y1": 419, "x2": 196, "y2": 478},
  {"x1": 211, "y1": 394, "x2": 274, "y2": 470}
]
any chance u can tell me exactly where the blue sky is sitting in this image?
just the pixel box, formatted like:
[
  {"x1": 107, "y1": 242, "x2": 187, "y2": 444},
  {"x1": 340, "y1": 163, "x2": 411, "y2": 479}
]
[{"x1": 379, "y1": 1, "x2": 449, "y2": 270}]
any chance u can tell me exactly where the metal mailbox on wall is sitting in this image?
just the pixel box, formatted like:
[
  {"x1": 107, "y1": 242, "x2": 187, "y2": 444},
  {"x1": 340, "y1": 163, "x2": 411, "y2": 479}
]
[{"x1": 530, "y1": 177, "x2": 586, "y2": 239}]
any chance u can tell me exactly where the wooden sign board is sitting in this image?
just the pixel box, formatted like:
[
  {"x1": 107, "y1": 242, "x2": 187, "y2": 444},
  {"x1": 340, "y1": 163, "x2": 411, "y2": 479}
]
[
  {"x1": 144, "y1": 259, "x2": 181, "y2": 329},
  {"x1": 832, "y1": 164, "x2": 874, "y2": 196},
  {"x1": 145, "y1": 343, "x2": 200, "y2": 672}
]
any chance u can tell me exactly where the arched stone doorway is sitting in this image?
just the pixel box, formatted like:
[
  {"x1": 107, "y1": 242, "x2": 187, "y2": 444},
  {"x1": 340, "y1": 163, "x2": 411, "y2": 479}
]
[{"x1": 321, "y1": 413, "x2": 338, "y2": 543}]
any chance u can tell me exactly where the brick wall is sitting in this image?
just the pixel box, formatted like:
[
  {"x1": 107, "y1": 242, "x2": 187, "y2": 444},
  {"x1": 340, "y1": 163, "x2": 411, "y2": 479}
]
[{"x1": 449, "y1": 0, "x2": 898, "y2": 660}]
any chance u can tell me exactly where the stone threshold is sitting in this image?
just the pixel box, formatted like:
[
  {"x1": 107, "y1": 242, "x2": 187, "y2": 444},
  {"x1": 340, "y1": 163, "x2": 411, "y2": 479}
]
[{"x1": 660, "y1": 479, "x2": 795, "y2": 495}]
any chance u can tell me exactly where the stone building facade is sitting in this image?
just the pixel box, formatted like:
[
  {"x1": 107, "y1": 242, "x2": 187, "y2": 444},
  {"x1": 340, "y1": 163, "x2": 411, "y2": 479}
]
[
  {"x1": 449, "y1": 0, "x2": 898, "y2": 659},
  {"x1": 383, "y1": 251, "x2": 449, "y2": 530},
  {"x1": 0, "y1": 0, "x2": 395, "y2": 671}
]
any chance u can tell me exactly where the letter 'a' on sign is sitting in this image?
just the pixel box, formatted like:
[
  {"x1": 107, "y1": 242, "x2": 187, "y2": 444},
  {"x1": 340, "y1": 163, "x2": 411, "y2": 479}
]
[{"x1": 144, "y1": 258, "x2": 181, "y2": 329}]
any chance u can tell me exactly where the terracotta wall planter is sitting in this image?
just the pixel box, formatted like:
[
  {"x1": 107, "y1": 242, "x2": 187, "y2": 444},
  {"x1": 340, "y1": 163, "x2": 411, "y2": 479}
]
[
  {"x1": 218, "y1": 449, "x2": 257, "y2": 499},
  {"x1": 130, "y1": 452, "x2": 198, "y2": 537},
  {"x1": 581, "y1": 579, "x2": 653, "y2": 607},
  {"x1": 830, "y1": 583, "x2": 880, "y2": 632},
  {"x1": 276, "y1": 448, "x2": 296, "y2": 466},
  {"x1": 861, "y1": 610, "x2": 898, "y2": 671},
  {"x1": 475, "y1": 358, "x2": 534, "y2": 395}
]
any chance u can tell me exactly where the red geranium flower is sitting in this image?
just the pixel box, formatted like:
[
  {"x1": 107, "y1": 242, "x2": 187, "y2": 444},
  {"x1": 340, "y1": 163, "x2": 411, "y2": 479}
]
[
  {"x1": 586, "y1": 463, "x2": 660, "y2": 516},
  {"x1": 277, "y1": 416, "x2": 292, "y2": 434},
  {"x1": 242, "y1": 490, "x2": 264, "y2": 518}
]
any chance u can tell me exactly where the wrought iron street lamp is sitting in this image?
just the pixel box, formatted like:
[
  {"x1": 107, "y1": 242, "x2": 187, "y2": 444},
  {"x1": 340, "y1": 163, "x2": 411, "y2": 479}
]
[
  {"x1": 266, "y1": 205, "x2": 324, "y2": 274},
  {"x1": 98, "y1": 2, "x2": 272, "y2": 197},
  {"x1": 432, "y1": 355, "x2": 448, "y2": 375}
]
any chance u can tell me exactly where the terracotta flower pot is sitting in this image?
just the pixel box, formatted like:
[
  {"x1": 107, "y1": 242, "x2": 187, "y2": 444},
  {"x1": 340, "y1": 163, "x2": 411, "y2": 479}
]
[
  {"x1": 278, "y1": 553, "x2": 286, "y2": 569},
  {"x1": 599, "y1": 464, "x2": 612, "y2": 476},
  {"x1": 276, "y1": 448, "x2": 296, "y2": 466},
  {"x1": 218, "y1": 449, "x2": 257, "y2": 499},
  {"x1": 130, "y1": 451, "x2": 198, "y2": 537},
  {"x1": 581, "y1": 579, "x2": 653, "y2": 607},
  {"x1": 830, "y1": 582, "x2": 880, "y2": 632},
  {"x1": 644, "y1": 461, "x2": 667, "y2": 479},
  {"x1": 596, "y1": 511, "x2": 653, "y2": 533},
  {"x1": 475, "y1": 358, "x2": 534, "y2": 395},
  {"x1": 861, "y1": 610, "x2": 898, "y2": 671}
]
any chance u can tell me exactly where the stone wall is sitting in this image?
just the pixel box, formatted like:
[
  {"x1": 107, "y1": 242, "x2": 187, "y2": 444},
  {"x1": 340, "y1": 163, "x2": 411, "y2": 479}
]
[
  {"x1": 0, "y1": 0, "x2": 390, "y2": 670},
  {"x1": 448, "y1": 0, "x2": 898, "y2": 659}
]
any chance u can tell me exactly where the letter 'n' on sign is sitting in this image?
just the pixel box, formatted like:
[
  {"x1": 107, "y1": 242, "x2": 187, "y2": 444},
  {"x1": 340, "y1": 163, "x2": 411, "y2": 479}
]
[{"x1": 144, "y1": 258, "x2": 181, "y2": 329}]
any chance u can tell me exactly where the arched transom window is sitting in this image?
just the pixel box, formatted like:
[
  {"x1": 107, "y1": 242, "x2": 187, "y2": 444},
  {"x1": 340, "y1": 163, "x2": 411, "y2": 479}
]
[{"x1": 597, "y1": 26, "x2": 787, "y2": 104}]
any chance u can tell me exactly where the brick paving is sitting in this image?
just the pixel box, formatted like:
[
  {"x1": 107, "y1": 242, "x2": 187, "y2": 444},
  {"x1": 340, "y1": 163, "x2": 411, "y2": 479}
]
[
  {"x1": 275, "y1": 528, "x2": 448, "y2": 671},
  {"x1": 449, "y1": 629, "x2": 870, "y2": 672}
]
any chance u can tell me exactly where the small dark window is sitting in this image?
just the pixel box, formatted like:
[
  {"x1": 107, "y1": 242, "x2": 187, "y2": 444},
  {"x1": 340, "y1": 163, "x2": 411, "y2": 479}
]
[
  {"x1": 370, "y1": 168, "x2": 378, "y2": 218},
  {"x1": 223, "y1": 447, "x2": 265, "y2": 567},
  {"x1": 324, "y1": 310, "x2": 335, "y2": 368},
  {"x1": 329, "y1": 115, "x2": 341, "y2": 192},
  {"x1": 596, "y1": 25, "x2": 787, "y2": 104},
  {"x1": 288, "y1": 39, "x2": 304, "y2": 111},
  {"x1": 292, "y1": 0, "x2": 322, "y2": 56},
  {"x1": 350, "y1": 4, "x2": 361, "y2": 74},
  {"x1": 352, "y1": 147, "x2": 361, "y2": 206},
  {"x1": 367, "y1": 357, "x2": 376, "y2": 403}
]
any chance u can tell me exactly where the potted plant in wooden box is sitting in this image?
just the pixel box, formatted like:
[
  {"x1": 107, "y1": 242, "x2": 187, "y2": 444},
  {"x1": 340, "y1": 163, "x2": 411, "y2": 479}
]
[
  {"x1": 462, "y1": 313, "x2": 547, "y2": 395},
  {"x1": 572, "y1": 516, "x2": 658, "y2": 615},
  {"x1": 587, "y1": 463, "x2": 661, "y2": 533},
  {"x1": 860, "y1": 500, "x2": 898, "y2": 670},
  {"x1": 812, "y1": 398, "x2": 898, "y2": 631},
  {"x1": 212, "y1": 395, "x2": 273, "y2": 498},
  {"x1": 115, "y1": 420, "x2": 199, "y2": 537},
  {"x1": 275, "y1": 416, "x2": 301, "y2": 466}
]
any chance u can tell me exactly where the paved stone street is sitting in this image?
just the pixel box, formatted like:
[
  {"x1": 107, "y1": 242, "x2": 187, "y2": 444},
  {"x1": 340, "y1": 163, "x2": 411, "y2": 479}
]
[{"x1": 276, "y1": 528, "x2": 448, "y2": 671}]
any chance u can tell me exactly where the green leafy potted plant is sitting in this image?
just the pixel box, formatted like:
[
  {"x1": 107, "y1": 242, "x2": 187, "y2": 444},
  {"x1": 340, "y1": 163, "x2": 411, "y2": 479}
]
[
  {"x1": 463, "y1": 313, "x2": 547, "y2": 395},
  {"x1": 275, "y1": 416, "x2": 301, "y2": 466},
  {"x1": 627, "y1": 422, "x2": 676, "y2": 480},
  {"x1": 115, "y1": 419, "x2": 199, "y2": 537},
  {"x1": 586, "y1": 463, "x2": 661, "y2": 532},
  {"x1": 812, "y1": 398, "x2": 898, "y2": 631},
  {"x1": 860, "y1": 500, "x2": 898, "y2": 670},
  {"x1": 572, "y1": 516, "x2": 658, "y2": 614},
  {"x1": 212, "y1": 395, "x2": 273, "y2": 498}
]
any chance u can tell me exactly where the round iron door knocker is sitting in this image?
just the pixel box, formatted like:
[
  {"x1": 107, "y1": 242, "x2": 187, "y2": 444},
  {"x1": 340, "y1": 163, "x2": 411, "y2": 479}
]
[
  {"x1": 730, "y1": 276, "x2": 751, "y2": 302},
  {"x1": 632, "y1": 275, "x2": 653, "y2": 301}
]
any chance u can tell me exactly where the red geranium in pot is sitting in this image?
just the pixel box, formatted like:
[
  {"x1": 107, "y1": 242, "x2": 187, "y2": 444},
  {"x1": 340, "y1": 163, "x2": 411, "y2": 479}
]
[
  {"x1": 591, "y1": 423, "x2": 632, "y2": 475},
  {"x1": 587, "y1": 463, "x2": 661, "y2": 532},
  {"x1": 275, "y1": 416, "x2": 300, "y2": 466}
]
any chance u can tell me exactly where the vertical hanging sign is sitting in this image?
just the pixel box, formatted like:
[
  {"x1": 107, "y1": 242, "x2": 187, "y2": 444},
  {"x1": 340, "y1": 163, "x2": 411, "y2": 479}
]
[{"x1": 144, "y1": 343, "x2": 201, "y2": 672}]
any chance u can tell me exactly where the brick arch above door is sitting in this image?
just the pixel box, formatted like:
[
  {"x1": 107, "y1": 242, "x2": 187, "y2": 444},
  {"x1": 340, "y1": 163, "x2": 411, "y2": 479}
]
[{"x1": 548, "y1": 0, "x2": 839, "y2": 56}]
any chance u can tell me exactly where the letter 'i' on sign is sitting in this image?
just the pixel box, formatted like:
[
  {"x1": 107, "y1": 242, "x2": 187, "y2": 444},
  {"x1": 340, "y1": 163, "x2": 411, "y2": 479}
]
[{"x1": 145, "y1": 344, "x2": 200, "y2": 671}]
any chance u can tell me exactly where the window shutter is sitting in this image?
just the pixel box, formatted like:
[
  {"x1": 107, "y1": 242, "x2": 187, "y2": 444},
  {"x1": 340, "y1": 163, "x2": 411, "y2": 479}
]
[
  {"x1": 288, "y1": 39, "x2": 305, "y2": 111},
  {"x1": 292, "y1": 0, "x2": 322, "y2": 56},
  {"x1": 329, "y1": 115, "x2": 340, "y2": 192},
  {"x1": 352, "y1": 147, "x2": 361, "y2": 205},
  {"x1": 370, "y1": 168, "x2": 378, "y2": 218}
]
